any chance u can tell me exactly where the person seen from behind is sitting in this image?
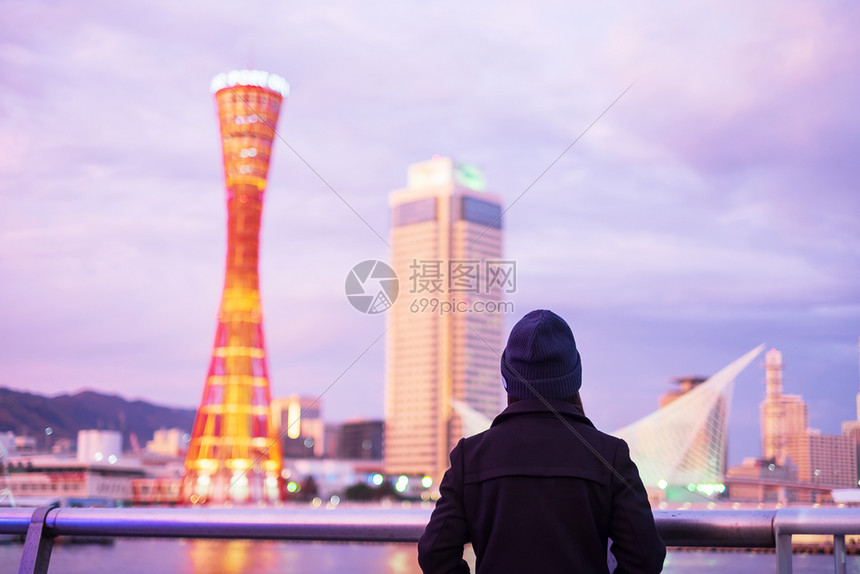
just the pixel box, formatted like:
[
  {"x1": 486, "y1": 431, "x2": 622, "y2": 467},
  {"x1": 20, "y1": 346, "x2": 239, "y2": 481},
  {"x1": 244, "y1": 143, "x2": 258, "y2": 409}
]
[{"x1": 418, "y1": 309, "x2": 666, "y2": 573}]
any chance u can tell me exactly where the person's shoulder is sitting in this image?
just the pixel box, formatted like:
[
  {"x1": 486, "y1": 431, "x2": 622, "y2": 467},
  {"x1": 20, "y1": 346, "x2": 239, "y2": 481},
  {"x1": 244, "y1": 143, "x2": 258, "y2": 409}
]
[
  {"x1": 583, "y1": 422, "x2": 623, "y2": 441},
  {"x1": 557, "y1": 416, "x2": 619, "y2": 446},
  {"x1": 461, "y1": 427, "x2": 492, "y2": 448}
]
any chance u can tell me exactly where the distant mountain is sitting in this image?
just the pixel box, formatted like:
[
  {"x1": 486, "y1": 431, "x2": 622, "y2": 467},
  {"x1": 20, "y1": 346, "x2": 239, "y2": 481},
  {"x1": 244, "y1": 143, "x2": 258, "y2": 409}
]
[{"x1": 0, "y1": 387, "x2": 196, "y2": 450}]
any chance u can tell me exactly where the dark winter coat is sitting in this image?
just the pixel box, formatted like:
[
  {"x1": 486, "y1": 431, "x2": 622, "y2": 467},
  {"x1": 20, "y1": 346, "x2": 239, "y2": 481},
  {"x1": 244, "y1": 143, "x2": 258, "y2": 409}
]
[{"x1": 417, "y1": 399, "x2": 666, "y2": 573}]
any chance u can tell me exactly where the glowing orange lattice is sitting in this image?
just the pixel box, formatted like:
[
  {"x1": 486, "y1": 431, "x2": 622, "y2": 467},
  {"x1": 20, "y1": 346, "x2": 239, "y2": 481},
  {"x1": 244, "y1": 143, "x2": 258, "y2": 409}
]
[{"x1": 182, "y1": 72, "x2": 287, "y2": 505}]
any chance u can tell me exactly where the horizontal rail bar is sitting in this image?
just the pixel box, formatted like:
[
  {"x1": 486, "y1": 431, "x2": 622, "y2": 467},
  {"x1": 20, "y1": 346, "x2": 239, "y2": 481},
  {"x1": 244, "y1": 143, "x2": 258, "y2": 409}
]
[
  {"x1": 1, "y1": 507, "x2": 860, "y2": 547},
  {"x1": 0, "y1": 507, "x2": 39, "y2": 536},
  {"x1": 775, "y1": 508, "x2": 860, "y2": 536},
  {"x1": 653, "y1": 510, "x2": 775, "y2": 547},
  {"x1": 49, "y1": 507, "x2": 432, "y2": 542}
]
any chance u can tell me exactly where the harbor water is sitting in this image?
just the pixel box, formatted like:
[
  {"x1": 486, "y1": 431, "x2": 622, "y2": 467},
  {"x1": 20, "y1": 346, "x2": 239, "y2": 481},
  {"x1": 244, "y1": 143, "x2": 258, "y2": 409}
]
[{"x1": 1, "y1": 539, "x2": 859, "y2": 573}]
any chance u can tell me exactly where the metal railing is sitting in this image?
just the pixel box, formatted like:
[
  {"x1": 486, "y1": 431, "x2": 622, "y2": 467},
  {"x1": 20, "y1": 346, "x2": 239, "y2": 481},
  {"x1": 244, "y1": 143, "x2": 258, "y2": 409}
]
[{"x1": 0, "y1": 506, "x2": 858, "y2": 574}]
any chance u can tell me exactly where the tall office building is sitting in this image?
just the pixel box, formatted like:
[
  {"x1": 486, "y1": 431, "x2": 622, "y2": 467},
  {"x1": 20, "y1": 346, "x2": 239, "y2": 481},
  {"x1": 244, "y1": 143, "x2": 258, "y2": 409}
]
[
  {"x1": 760, "y1": 348, "x2": 808, "y2": 464},
  {"x1": 760, "y1": 346, "x2": 856, "y2": 500},
  {"x1": 840, "y1": 337, "x2": 860, "y2": 486},
  {"x1": 385, "y1": 157, "x2": 506, "y2": 484},
  {"x1": 182, "y1": 70, "x2": 289, "y2": 504}
]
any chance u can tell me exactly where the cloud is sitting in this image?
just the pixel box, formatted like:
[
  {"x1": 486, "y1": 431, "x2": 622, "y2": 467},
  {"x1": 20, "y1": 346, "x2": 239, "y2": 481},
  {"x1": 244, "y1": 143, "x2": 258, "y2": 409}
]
[{"x1": 0, "y1": 0, "x2": 857, "y2": 461}]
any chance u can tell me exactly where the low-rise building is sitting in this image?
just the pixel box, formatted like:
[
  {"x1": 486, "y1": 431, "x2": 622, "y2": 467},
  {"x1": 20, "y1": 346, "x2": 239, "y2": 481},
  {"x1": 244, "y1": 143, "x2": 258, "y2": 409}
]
[
  {"x1": 5, "y1": 455, "x2": 145, "y2": 505},
  {"x1": 339, "y1": 420, "x2": 384, "y2": 460}
]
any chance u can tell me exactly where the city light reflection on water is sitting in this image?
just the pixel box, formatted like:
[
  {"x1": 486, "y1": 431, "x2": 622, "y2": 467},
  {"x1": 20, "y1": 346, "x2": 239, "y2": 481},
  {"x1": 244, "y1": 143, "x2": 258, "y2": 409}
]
[
  {"x1": 183, "y1": 539, "x2": 427, "y2": 574},
  {"x1": 0, "y1": 540, "x2": 859, "y2": 573}
]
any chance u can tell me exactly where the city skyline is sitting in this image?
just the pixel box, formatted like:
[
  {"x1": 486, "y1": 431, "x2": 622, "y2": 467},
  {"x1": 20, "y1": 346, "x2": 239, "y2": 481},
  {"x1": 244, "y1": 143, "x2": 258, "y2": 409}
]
[{"x1": 1, "y1": 1, "x2": 859, "y2": 468}]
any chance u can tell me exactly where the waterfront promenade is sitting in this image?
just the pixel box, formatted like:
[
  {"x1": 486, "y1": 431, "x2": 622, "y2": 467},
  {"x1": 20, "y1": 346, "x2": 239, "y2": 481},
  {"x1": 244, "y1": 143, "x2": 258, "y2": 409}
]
[
  {"x1": 1, "y1": 538, "x2": 859, "y2": 574},
  {"x1": 3, "y1": 504, "x2": 860, "y2": 573}
]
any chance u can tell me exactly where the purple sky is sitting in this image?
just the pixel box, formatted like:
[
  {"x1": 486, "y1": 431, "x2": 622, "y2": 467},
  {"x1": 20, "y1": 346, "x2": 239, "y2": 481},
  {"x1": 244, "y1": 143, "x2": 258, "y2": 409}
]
[{"x1": 1, "y1": 1, "x2": 858, "y2": 466}]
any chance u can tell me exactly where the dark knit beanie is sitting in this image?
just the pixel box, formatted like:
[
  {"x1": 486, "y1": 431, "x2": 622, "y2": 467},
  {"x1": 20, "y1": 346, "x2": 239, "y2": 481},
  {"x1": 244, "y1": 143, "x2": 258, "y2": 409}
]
[{"x1": 500, "y1": 309, "x2": 582, "y2": 400}]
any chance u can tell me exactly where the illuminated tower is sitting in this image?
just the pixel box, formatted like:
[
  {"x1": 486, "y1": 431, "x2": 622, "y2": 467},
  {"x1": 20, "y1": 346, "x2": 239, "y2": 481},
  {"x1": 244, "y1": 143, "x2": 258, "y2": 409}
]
[
  {"x1": 182, "y1": 70, "x2": 289, "y2": 505},
  {"x1": 385, "y1": 157, "x2": 506, "y2": 486}
]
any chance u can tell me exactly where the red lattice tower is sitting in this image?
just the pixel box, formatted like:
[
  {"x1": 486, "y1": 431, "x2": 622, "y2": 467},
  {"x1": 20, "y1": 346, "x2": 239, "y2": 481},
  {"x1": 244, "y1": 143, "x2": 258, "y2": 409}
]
[{"x1": 182, "y1": 70, "x2": 289, "y2": 505}]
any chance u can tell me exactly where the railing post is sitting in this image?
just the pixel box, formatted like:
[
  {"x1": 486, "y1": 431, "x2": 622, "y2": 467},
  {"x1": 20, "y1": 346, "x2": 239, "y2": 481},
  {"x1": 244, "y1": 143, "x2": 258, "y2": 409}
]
[
  {"x1": 833, "y1": 534, "x2": 846, "y2": 574},
  {"x1": 17, "y1": 506, "x2": 56, "y2": 574},
  {"x1": 775, "y1": 530, "x2": 792, "y2": 574}
]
